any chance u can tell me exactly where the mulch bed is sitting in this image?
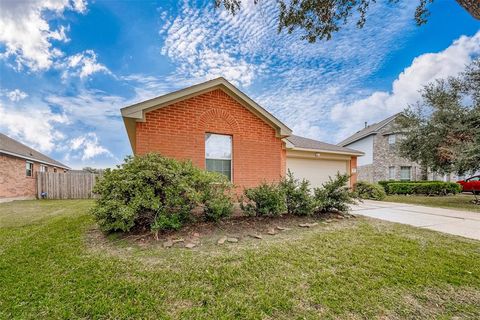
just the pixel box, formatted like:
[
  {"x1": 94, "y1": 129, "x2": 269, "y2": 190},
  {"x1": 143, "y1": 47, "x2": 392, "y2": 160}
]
[{"x1": 108, "y1": 208, "x2": 354, "y2": 248}]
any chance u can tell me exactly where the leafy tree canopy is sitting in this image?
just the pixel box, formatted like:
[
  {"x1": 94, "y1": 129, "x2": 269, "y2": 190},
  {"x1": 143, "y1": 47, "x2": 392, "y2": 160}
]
[
  {"x1": 215, "y1": 0, "x2": 479, "y2": 42},
  {"x1": 82, "y1": 167, "x2": 102, "y2": 174},
  {"x1": 397, "y1": 59, "x2": 480, "y2": 175}
]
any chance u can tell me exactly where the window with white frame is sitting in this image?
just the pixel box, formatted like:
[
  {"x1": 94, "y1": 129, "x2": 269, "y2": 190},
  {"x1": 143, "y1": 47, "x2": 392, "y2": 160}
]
[
  {"x1": 40, "y1": 165, "x2": 48, "y2": 172},
  {"x1": 26, "y1": 161, "x2": 33, "y2": 177},
  {"x1": 400, "y1": 166, "x2": 411, "y2": 181},
  {"x1": 205, "y1": 133, "x2": 232, "y2": 180},
  {"x1": 388, "y1": 166, "x2": 395, "y2": 180}
]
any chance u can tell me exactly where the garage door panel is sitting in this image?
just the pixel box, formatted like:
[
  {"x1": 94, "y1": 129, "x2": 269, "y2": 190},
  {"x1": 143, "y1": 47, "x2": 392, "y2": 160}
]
[{"x1": 287, "y1": 158, "x2": 348, "y2": 188}]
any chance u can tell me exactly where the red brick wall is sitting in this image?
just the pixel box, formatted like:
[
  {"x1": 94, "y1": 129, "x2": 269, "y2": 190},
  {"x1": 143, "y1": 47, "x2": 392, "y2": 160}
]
[
  {"x1": 0, "y1": 154, "x2": 60, "y2": 199},
  {"x1": 1, "y1": 155, "x2": 34, "y2": 199},
  {"x1": 135, "y1": 89, "x2": 286, "y2": 189}
]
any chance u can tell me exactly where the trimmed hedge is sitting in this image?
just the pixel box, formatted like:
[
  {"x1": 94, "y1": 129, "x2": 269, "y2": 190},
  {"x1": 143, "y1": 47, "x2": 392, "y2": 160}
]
[
  {"x1": 386, "y1": 182, "x2": 461, "y2": 196},
  {"x1": 378, "y1": 180, "x2": 430, "y2": 191}
]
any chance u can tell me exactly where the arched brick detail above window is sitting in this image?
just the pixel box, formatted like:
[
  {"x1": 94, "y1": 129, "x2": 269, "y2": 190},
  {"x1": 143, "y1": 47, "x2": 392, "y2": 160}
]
[{"x1": 197, "y1": 107, "x2": 240, "y2": 134}]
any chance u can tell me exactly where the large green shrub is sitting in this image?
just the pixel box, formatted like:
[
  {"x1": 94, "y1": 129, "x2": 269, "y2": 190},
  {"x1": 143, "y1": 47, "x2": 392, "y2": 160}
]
[
  {"x1": 314, "y1": 173, "x2": 357, "y2": 213},
  {"x1": 240, "y1": 182, "x2": 286, "y2": 216},
  {"x1": 387, "y1": 182, "x2": 461, "y2": 196},
  {"x1": 279, "y1": 170, "x2": 315, "y2": 216},
  {"x1": 91, "y1": 153, "x2": 234, "y2": 234},
  {"x1": 197, "y1": 172, "x2": 234, "y2": 221},
  {"x1": 354, "y1": 181, "x2": 386, "y2": 200}
]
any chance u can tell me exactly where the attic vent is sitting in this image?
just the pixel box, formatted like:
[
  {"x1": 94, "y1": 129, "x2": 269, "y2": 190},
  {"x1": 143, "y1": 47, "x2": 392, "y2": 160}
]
[{"x1": 29, "y1": 152, "x2": 33, "y2": 156}]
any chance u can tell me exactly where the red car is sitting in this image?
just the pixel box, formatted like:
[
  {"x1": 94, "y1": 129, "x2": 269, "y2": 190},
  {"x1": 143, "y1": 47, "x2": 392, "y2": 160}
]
[{"x1": 457, "y1": 175, "x2": 480, "y2": 194}]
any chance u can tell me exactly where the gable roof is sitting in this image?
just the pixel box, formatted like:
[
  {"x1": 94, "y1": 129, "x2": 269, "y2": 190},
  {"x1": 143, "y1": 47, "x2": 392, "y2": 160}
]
[
  {"x1": 0, "y1": 133, "x2": 69, "y2": 169},
  {"x1": 285, "y1": 135, "x2": 364, "y2": 156},
  {"x1": 337, "y1": 113, "x2": 402, "y2": 147},
  {"x1": 121, "y1": 77, "x2": 292, "y2": 151}
]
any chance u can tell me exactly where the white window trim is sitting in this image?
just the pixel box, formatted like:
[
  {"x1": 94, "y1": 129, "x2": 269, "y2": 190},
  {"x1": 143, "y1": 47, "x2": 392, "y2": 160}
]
[{"x1": 205, "y1": 133, "x2": 233, "y2": 181}]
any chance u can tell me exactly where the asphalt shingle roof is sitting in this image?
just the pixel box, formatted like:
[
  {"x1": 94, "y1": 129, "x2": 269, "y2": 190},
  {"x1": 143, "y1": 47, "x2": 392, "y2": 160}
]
[
  {"x1": 0, "y1": 132, "x2": 69, "y2": 168},
  {"x1": 337, "y1": 113, "x2": 401, "y2": 147},
  {"x1": 286, "y1": 135, "x2": 363, "y2": 155}
]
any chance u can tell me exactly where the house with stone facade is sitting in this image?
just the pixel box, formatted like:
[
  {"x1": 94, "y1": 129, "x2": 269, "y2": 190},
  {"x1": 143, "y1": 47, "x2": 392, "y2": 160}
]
[
  {"x1": 338, "y1": 113, "x2": 476, "y2": 183},
  {"x1": 337, "y1": 113, "x2": 423, "y2": 183},
  {"x1": 0, "y1": 132, "x2": 69, "y2": 201}
]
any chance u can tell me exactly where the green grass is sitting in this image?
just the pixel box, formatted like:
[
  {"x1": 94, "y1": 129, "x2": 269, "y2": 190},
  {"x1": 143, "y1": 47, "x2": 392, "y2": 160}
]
[
  {"x1": 384, "y1": 194, "x2": 480, "y2": 213},
  {"x1": 1, "y1": 200, "x2": 479, "y2": 319}
]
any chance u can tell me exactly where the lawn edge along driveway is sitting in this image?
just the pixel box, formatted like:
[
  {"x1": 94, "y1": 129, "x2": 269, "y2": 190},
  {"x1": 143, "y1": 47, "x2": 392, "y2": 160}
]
[{"x1": 352, "y1": 199, "x2": 480, "y2": 240}]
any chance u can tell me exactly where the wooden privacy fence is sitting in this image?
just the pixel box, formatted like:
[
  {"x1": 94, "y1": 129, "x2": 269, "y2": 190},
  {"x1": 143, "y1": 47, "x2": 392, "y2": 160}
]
[{"x1": 36, "y1": 172, "x2": 102, "y2": 199}]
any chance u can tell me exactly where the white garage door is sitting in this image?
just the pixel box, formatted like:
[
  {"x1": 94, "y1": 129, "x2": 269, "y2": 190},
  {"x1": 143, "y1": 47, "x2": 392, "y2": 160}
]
[{"x1": 287, "y1": 157, "x2": 348, "y2": 188}]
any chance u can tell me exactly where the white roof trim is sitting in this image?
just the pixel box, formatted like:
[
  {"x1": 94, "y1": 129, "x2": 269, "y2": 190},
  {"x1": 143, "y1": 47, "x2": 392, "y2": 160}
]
[{"x1": 341, "y1": 113, "x2": 402, "y2": 147}]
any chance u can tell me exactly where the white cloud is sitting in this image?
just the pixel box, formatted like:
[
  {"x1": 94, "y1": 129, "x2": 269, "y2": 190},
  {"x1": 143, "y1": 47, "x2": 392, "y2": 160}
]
[
  {"x1": 0, "y1": 0, "x2": 87, "y2": 71},
  {"x1": 256, "y1": 85, "x2": 342, "y2": 142},
  {"x1": 160, "y1": 7, "x2": 262, "y2": 87},
  {"x1": 158, "y1": 0, "x2": 417, "y2": 140},
  {"x1": 0, "y1": 86, "x2": 129, "y2": 168},
  {"x1": 0, "y1": 100, "x2": 69, "y2": 152},
  {"x1": 45, "y1": 89, "x2": 125, "y2": 127},
  {"x1": 69, "y1": 132, "x2": 112, "y2": 161},
  {"x1": 330, "y1": 31, "x2": 480, "y2": 142},
  {"x1": 61, "y1": 50, "x2": 111, "y2": 79},
  {"x1": 120, "y1": 74, "x2": 176, "y2": 101},
  {"x1": 5, "y1": 89, "x2": 28, "y2": 102}
]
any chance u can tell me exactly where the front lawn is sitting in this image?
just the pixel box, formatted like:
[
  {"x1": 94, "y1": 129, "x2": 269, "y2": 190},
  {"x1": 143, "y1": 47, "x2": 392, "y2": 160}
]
[
  {"x1": 1, "y1": 200, "x2": 479, "y2": 319},
  {"x1": 384, "y1": 194, "x2": 480, "y2": 213}
]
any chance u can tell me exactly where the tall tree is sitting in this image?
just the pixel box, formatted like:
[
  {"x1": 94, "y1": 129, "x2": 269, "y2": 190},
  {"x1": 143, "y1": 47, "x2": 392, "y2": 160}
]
[
  {"x1": 215, "y1": 0, "x2": 480, "y2": 42},
  {"x1": 397, "y1": 59, "x2": 480, "y2": 175}
]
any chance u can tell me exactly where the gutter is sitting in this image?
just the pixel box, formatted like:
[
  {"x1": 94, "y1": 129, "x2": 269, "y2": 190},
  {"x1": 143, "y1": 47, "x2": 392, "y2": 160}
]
[{"x1": 287, "y1": 146, "x2": 364, "y2": 156}]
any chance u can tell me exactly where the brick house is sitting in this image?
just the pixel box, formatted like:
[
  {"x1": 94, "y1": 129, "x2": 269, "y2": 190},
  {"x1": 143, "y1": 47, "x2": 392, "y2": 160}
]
[
  {"x1": 121, "y1": 77, "x2": 363, "y2": 190},
  {"x1": 0, "y1": 133, "x2": 69, "y2": 201}
]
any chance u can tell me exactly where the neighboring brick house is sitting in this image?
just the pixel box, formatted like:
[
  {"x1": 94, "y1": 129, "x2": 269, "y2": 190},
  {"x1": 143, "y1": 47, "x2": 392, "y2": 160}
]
[
  {"x1": 338, "y1": 113, "x2": 423, "y2": 183},
  {"x1": 121, "y1": 77, "x2": 363, "y2": 190},
  {"x1": 0, "y1": 133, "x2": 69, "y2": 201}
]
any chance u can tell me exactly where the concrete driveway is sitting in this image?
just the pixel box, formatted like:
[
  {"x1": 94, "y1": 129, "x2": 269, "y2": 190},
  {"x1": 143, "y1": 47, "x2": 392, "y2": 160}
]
[{"x1": 351, "y1": 200, "x2": 480, "y2": 241}]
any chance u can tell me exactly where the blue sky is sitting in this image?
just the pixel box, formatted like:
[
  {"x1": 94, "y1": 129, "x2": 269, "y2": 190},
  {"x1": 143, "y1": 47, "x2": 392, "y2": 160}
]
[{"x1": 0, "y1": 0, "x2": 478, "y2": 169}]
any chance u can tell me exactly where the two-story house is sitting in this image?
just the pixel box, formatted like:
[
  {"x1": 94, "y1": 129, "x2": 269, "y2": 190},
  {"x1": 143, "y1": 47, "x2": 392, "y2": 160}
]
[{"x1": 338, "y1": 113, "x2": 423, "y2": 183}]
